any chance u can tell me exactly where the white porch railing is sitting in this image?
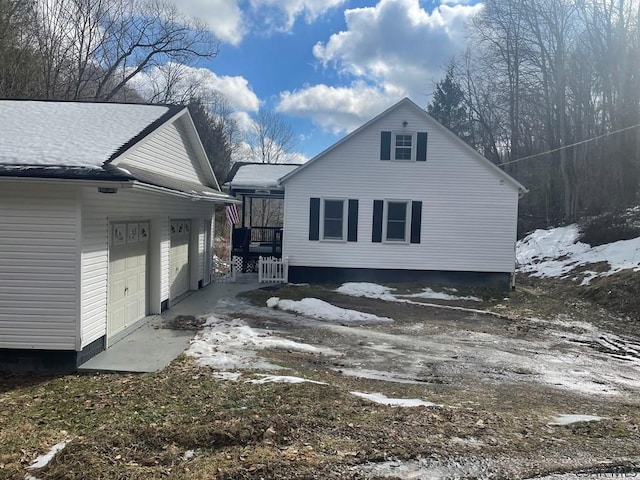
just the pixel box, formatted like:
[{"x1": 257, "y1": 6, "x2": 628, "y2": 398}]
[{"x1": 258, "y1": 256, "x2": 288, "y2": 283}]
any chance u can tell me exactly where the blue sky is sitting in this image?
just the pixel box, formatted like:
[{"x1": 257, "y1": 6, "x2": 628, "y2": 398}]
[{"x1": 139, "y1": 0, "x2": 483, "y2": 161}]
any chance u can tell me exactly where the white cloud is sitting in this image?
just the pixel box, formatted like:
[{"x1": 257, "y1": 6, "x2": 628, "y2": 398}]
[
  {"x1": 313, "y1": 0, "x2": 481, "y2": 99},
  {"x1": 276, "y1": 0, "x2": 481, "y2": 134},
  {"x1": 166, "y1": 0, "x2": 245, "y2": 45},
  {"x1": 277, "y1": 82, "x2": 404, "y2": 134},
  {"x1": 130, "y1": 63, "x2": 260, "y2": 114},
  {"x1": 249, "y1": 0, "x2": 347, "y2": 32}
]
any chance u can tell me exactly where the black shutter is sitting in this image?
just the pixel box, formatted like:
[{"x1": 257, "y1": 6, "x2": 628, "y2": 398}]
[
  {"x1": 309, "y1": 197, "x2": 320, "y2": 241},
  {"x1": 416, "y1": 132, "x2": 428, "y2": 162},
  {"x1": 372, "y1": 200, "x2": 383, "y2": 242},
  {"x1": 380, "y1": 131, "x2": 391, "y2": 161},
  {"x1": 347, "y1": 199, "x2": 358, "y2": 242},
  {"x1": 410, "y1": 201, "x2": 422, "y2": 244}
]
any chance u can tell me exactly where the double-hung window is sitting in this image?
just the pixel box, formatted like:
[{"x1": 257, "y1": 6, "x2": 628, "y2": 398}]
[
  {"x1": 384, "y1": 200, "x2": 410, "y2": 242},
  {"x1": 393, "y1": 133, "x2": 414, "y2": 161},
  {"x1": 322, "y1": 199, "x2": 346, "y2": 240}
]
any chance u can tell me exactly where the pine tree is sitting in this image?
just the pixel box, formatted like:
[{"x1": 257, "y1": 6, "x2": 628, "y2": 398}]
[{"x1": 427, "y1": 64, "x2": 470, "y2": 142}]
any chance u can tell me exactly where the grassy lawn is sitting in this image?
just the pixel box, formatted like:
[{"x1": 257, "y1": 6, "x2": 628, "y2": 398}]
[{"x1": 2, "y1": 278, "x2": 640, "y2": 479}]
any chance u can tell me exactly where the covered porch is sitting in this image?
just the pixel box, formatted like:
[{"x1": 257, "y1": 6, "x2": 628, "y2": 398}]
[{"x1": 225, "y1": 163, "x2": 300, "y2": 272}]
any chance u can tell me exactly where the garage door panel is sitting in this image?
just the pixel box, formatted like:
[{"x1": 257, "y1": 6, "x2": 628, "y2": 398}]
[
  {"x1": 170, "y1": 220, "x2": 191, "y2": 300},
  {"x1": 108, "y1": 222, "x2": 149, "y2": 341}
]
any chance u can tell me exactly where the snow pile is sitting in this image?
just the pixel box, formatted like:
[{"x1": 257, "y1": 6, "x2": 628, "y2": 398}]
[
  {"x1": 267, "y1": 297, "x2": 393, "y2": 323},
  {"x1": 246, "y1": 375, "x2": 327, "y2": 385},
  {"x1": 187, "y1": 317, "x2": 338, "y2": 370},
  {"x1": 350, "y1": 391, "x2": 439, "y2": 407},
  {"x1": 517, "y1": 224, "x2": 640, "y2": 284}
]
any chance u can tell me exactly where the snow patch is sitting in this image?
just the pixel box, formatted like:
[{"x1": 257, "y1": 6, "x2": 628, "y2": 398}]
[
  {"x1": 335, "y1": 368, "x2": 429, "y2": 385},
  {"x1": 548, "y1": 414, "x2": 603, "y2": 426},
  {"x1": 337, "y1": 282, "x2": 480, "y2": 302},
  {"x1": 517, "y1": 224, "x2": 640, "y2": 282},
  {"x1": 350, "y1": 391, "x2": 439, "y2": 407},
  {"x1": 27, "y1": 440, "x2": 69, "y2": 470},
  {"x1": 187, "y1": 317, "x2": 338, "y2": 370},
  {"x1": 246, "y1": 375, "x2": 328, "y2": 385},
  {"x1": 336, "y1": 282, "x2": 397, "y2": 301},
  {"x1": 267, "y1": 297, "x2": 393, "y2": 323},
  {"x1": 211, "y1": 371, "x2": 242, "y2": 381},
  {"x1": 401, "y1": 287, "x2": 481, "y2": 302}
]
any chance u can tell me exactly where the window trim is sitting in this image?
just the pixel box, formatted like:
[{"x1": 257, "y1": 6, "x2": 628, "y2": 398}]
[
  {"x1": 391, "y1": 132, "x2": 417, "y2": 162},
  {"x1": 320, "y1": 198, "x2": 347, "y2": 242},
  {"x1": 382, "y1": 199, "x2": 411, "y2": 243}
]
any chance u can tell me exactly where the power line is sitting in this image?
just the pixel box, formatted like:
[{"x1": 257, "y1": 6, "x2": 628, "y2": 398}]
[{"x1": 497, "y1": 122, "x2": 640, "y2": 167}]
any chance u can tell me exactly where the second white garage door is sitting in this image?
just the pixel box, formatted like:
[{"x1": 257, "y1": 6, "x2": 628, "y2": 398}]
[{"x1": 170, "y1": 219, "x2": 191, "y2": 300}]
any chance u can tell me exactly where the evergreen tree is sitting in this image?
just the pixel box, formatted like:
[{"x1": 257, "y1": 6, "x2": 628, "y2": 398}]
[
  {"x1": 427, "y1": 64, "x2": 470, "y2": 143},
  {"x1": 187, "y1": 98, "x2": 234, "y2": 182}
]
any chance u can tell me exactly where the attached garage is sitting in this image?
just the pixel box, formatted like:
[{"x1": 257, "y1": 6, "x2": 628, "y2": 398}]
[
  {"x1": 169, "y1": 219, "x2": 191, "y2": 301},
  {"x1": 107, "y1": 222, "x2": 149, "y2": 343}
]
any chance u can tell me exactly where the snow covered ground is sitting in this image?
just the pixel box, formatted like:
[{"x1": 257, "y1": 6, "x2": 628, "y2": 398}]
[{"x1": 517, "y1": 224, "x2": 640, "y2": 284}]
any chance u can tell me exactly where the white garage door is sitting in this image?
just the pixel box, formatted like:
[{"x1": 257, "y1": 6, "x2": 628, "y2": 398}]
[
  {"x1": 170, "y1": 219, "x2": 191, "y2": 300},
  {"x1": 108, "y1": 222, "x2": 149, "y2": 341}
]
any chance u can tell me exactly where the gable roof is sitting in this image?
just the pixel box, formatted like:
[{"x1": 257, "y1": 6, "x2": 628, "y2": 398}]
[
  {"x1": 0, "y1": 100, "x2": 180, "y2": 168},
  {"x1": 0, "y1": 99, "x2": 232, "y2": 201},
  {"x1": 279, "y1": 97, "x2": 527, "y2": 193}
]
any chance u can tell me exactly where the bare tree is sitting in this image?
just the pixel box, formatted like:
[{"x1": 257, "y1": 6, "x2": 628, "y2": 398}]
[
  {"x1": 247, "y1": 107, "x2": 297, "y2": 164},
  {"x1": 31, "y1": 0, "x2": 219, "y2": 101},
  {"x1": 458, "y1": 0, "x2": 640, "y2": 230},
  {"x1": 0, "y1": 0, "x2": 43, "y2": 97}
]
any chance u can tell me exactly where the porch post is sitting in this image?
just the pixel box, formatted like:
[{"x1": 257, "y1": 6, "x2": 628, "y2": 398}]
[{"x1": 241, "y1": 195, "x2": 246, "y2": 228}]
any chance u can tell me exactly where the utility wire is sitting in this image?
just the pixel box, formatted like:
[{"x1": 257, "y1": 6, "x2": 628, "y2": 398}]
[{"x1": 497, "y1": 122, "x2": 640, "y2": 167}]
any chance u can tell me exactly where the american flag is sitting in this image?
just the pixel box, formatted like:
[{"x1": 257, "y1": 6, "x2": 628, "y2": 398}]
[{"x1": 226, "y1": 204, "x2": 240, "y2": 225}]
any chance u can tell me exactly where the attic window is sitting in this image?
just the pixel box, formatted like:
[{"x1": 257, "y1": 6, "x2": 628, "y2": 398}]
[
  {"x1": 381, "y1": 131, "x2": 428, "y2": 162},
  {"x1": 393, "y1": 133, "x2": 414, "y2": 161}
]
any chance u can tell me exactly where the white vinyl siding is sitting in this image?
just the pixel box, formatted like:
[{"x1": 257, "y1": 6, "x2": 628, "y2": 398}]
[
  {"x1": 0, "y1": 183, "x2": 79, "y2": 350},
  {"x1": 283, "y1": 102, "x2": 520, "y2": 274},
  {"x1": 114, "y1": 117, "x2": 209, "y2": 185},
  {"x1": 80, "y1": 187, "x2": 215, "y2": 348}
]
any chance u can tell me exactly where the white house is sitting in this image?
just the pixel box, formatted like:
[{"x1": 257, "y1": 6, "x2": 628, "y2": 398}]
[
  {"x1": 0, "y1": 100, "x2": 234, "y2": 371},
  {"x1": 279, "y1": 98, "x2": 527, "y2": 289}
]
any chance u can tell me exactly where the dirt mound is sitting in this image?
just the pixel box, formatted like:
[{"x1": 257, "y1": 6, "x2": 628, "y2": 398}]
[{"x1": 580, "y1": 270, "x2": 640, "y2": 319}]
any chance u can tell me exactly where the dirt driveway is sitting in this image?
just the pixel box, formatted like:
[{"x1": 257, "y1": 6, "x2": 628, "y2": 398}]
[{"x1": 188, "y1": 281, "x2": 640, "y2": 478}]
